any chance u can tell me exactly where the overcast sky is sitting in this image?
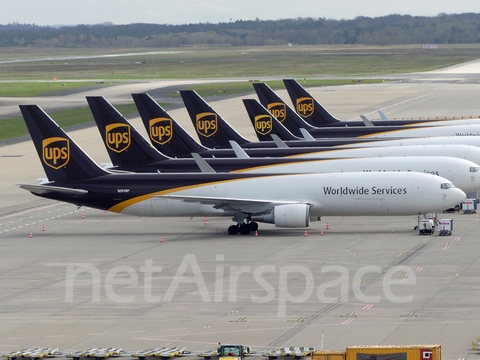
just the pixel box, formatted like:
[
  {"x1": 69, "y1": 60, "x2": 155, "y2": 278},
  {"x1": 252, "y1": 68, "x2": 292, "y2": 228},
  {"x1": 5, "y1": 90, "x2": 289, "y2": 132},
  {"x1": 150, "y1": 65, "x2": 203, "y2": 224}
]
[{"x1": 2, "y1": 0, "x2": 480, "y2": 26}]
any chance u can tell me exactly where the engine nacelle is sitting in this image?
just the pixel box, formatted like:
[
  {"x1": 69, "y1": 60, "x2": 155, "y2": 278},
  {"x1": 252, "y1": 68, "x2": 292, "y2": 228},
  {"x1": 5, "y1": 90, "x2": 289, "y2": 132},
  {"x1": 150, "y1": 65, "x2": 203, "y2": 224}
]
[{"x1": 253, "y1": 204, "x2": 310, "y2": 228}]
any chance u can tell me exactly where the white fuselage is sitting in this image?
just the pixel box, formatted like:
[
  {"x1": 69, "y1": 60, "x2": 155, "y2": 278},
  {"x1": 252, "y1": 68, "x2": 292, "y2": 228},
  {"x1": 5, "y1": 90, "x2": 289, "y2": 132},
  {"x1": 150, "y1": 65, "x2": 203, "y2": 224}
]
[
  {"x1": 359, "y1": 124, "x2": 480, "y2": 139},
  {"x1": 293, "y1": 144, "x2": 480, "y2": 168},
  {"x1": 339, "y1": 136, "x2": 480, "y2": 149},
  {"x1": 118, "y1": 172, "x2": 465, "y2": 218},
  {"x1": 235, "y1": 156, "x2": 480, "y2": 193}
]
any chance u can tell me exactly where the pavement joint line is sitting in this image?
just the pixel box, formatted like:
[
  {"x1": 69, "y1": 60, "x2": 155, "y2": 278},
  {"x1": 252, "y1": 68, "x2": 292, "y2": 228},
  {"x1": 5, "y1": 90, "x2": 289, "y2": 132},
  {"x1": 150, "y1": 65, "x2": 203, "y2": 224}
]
[{"x1": 267, "y1": 241, "x2": 432, "y2": 347}]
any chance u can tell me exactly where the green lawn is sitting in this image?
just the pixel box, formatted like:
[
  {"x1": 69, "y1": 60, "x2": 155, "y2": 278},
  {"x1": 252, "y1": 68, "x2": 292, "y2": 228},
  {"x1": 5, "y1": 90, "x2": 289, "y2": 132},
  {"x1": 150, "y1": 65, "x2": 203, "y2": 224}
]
[
  {"x1": 166, "y1": 78, "x2": 387, "y2": 97},
  {"x1": 0, "y1": 45, "x2": 477, "y2": 81},
  {"x1": 0, "y1": 81, "x2": 118, "y2": 97}
]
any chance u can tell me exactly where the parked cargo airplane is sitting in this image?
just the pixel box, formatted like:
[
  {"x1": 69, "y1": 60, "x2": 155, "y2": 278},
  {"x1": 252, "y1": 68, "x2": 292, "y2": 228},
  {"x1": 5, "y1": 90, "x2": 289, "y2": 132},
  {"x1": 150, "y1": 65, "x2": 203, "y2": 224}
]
[
  {"x1": 337, "y1": 136, "x2": 480, "y2": 149},
  {"x1": 253, "y1": 82, "x2": 480, "y2": 139},
  {"x1": 87, "y1": 96, "x2": 480, "y2": 193},
  {"x1": 282, "y1": 79, "x2": 456, "y2": 127},
  {"x1": 176, "y1": 90, "x2": 384, "y2": 149},
  {"x1": 18, "y1": 105, "x2": 465, "y2": 235},
  {"x1": 132, "y1": 94, "x2": 480, "y2": 168},
  {"x1": 132, "y1": 92, "x2": 391, "y2": 157}
]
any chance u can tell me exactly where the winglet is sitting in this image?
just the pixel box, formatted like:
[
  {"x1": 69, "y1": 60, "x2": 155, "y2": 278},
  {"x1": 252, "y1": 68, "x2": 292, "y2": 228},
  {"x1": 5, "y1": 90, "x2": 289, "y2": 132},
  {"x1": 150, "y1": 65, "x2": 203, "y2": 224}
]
[
  {"x1": 191, "y1": 153, "x2": 216, "y2": 173},
  {"x1": 360, "y1": 115, "x2": 375, "y2": 127},
  {"x1": 229, "y1": 140, "x2": 250, "y2": 158}
]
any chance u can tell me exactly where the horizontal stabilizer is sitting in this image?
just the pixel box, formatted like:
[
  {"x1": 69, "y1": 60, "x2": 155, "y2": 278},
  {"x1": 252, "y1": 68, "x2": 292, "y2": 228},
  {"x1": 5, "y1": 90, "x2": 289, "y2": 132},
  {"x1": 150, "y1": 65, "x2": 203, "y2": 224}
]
[
  {"x1": 191, "y1": 153, "x2": 216, "y2": 173},
  {"x1": 378, "y1": 110, "x2": 390, "y2": 121},
  {"x1": 229, "y1": 140, "x2": 250, "y2": 158},
  {"x1": 299, "y1": 128, "x2": 316, "y2": 140},
  {"x1": 271, "y1": 135, "x2": 289, "y2": 148},
  {"x1": 360, "y1": 115, "x2": 375, "y2": 127},
  {"x1": 18, "y1": 183, "x2": 88, "y2": 196}
]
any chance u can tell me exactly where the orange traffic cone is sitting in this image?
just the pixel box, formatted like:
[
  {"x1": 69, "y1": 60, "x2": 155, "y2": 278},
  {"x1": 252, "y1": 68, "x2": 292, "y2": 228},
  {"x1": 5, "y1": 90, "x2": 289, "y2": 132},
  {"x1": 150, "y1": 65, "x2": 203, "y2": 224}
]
[
  {"x1": 215, "y1": 228, "x2": 218, "y2": 234},
  {"x1": 42, "y1": 224, "x2": 45, "y2": 232},
  {"x1": 204, "y1": 216, "x2": 207, "y2": 225},
  {"x1": 82, "y1": 212, "x2": 85, "y2": 219},
  {"x1": 255, "y1": 230, "x2": 258, "y2": 237},
  {"x1": 326, "y1": 222, "x2": 329, "y2": 230},
  {"x1": 160, "y1": 236, "x2": 164, "y2": 243},
  {"x1": 321, "y1": 229, "x2": 324, "y2": 236},
  {"x1": 304, "y1": 230, "x2": 308, "y2": 236},
  {"x1": 29, "y1": 231, "x2": 32, "y2": 238}
]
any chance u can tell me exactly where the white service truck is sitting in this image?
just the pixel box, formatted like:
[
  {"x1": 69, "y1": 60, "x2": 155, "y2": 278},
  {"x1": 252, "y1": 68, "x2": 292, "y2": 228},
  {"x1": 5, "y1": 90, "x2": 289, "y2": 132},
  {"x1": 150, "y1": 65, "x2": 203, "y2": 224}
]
[{"x1": 418, "y1": 219, "x2": 435, "y2": 235}]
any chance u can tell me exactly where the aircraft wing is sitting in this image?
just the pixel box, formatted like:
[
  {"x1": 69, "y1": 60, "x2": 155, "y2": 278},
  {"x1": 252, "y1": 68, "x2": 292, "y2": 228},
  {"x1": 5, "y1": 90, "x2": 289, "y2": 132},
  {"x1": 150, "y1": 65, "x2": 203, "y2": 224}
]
[
  {"x1": 18, "y1": 183, "x2": 88, "y2": 196},
  {"x1": 156, "y1": 195, "x2": 308, "y2": 214}
]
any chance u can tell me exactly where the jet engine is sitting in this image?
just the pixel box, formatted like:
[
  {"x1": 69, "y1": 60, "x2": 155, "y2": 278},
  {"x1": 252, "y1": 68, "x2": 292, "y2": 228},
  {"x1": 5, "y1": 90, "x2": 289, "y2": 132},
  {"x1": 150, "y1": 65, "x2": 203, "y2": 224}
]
[{"x1": 253, "y1": 204, "x2": 310, "y2": 228}]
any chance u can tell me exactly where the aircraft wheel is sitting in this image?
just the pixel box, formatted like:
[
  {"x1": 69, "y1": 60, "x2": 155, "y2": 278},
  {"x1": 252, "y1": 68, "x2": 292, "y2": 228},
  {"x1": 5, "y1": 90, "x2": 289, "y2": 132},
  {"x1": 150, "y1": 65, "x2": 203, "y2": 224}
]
[
  {"x1": 248, "y1": 221, "x2": 258, "y2": 231},
  {"x1": 228, "y1": 225, "x2": 238, "y2": 235},
  {"x1": 239, "y1": 224, "x2": 250, "y2": 235}
]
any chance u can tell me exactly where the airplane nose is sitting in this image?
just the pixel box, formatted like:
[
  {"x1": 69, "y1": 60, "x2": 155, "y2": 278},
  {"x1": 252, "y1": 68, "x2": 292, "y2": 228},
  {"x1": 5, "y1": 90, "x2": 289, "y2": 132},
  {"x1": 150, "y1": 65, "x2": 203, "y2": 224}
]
[{"x1": 456, "y1": 188, "x2": 467, "y2": 204}]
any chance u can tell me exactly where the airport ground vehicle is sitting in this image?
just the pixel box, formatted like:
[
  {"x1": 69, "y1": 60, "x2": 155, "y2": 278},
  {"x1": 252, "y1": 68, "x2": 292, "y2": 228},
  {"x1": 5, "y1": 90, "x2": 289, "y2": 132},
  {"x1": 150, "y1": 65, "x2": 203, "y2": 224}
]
[
  {"x1": 197, "y1": 344, "x2": 253, "y2": 360},
  {"x1": 419, "y1": 219, "x2": 435, "y2": 235},
  {"x1": 312, "y1": 345, "x2": 441, "y2": 360},
  {"x1": 438, "y1": 219, "x2": 453, "y2": 236}
]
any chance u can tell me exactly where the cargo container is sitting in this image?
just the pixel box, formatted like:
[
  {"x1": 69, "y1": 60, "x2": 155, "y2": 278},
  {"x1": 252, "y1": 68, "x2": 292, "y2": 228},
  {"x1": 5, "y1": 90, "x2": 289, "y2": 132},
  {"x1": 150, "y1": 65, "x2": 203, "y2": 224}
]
[
  {"x1": 462, "y1": 199, "x2": 477, "y2": 214},
  {"x1": 437, "y1": 219, "x2": 453, "y2": 236},
  {"x1": 312, "y1": 345, "x2": 441, "y2": 360}
]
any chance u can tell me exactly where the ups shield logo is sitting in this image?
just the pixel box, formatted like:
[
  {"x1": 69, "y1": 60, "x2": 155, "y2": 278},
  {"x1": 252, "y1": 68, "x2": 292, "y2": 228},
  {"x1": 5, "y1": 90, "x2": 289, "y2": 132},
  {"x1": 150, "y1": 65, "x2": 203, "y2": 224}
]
[
  {"x1": 106, "y1": 123, "x2": 130, "y2": 153},
  {"x1": 297, "y1": 97, "x2": 314, "y2": 118},
  {"x1": 254, "y1": 115, "x2": 272, "y2": 135},
  {"x1": 43, "y1": 137, "x2": 70, "y2": 170},
  {"x1": 267, "y1": 102, "x2": 286, "y2": 122},
  {"x1": 149, "y1": 118, "x2": 172, "y2": 145},
  {"x1": 196, "y1": 112, "x2": 217, "y2": 138}
]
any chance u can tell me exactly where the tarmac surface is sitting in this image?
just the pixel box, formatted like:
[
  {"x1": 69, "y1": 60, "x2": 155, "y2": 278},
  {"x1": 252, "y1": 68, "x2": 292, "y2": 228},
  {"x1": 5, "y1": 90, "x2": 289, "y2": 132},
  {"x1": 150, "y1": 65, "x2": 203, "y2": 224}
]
[{"x1": 2, "y1": 60, "x2": 480, "y2": 359}]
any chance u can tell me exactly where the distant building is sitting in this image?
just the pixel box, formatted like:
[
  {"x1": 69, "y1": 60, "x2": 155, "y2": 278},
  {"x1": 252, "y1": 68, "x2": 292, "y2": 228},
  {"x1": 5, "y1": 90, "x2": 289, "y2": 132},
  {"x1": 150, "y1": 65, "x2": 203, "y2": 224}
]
[{"x1": 422, "y1": 44, "x2": 439, "y2": 49}]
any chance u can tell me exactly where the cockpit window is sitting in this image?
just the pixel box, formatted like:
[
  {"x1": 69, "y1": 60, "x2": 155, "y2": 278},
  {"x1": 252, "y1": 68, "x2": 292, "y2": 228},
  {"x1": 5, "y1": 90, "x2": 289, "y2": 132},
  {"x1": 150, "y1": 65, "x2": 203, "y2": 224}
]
[
  {"x1": 470, "y1": 167, "x2": 480, "y2": 173},
  {"x1": 441, "y1": 183, "x2": 456, "y2": 189}
]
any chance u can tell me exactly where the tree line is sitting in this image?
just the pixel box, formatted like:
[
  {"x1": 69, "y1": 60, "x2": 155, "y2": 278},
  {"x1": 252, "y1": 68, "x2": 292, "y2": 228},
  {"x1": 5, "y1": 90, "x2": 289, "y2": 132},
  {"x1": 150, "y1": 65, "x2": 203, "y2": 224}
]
[{"x1": 1, "y1": 13, "x2": 480, "y2": 47}]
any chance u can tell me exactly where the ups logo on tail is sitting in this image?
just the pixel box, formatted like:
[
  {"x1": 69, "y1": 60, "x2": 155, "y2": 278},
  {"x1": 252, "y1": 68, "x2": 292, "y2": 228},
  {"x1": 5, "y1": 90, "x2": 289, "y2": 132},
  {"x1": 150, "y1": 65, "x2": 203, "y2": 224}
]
[
  {"x1": 106, "y1": 123, "x2": 131, "y2": 153},
  {"x1": 149, "y1": 118, "x2": 172, "y2": 145},
  {"x1": 196, "y1": 112, "x2": 217, "y2": 138},
  {"x1": 296, "y1": 97, "x2": 314, "y2": 118},
  {"x1": 254, "y1": 115, "x2": 272, "y2": 135},
  {"x1": 267, "y1": 102, "x2": 286, "y2": 122},
  {"x1": 43, "y1": 137, "x2": 69, "y2": 170}
]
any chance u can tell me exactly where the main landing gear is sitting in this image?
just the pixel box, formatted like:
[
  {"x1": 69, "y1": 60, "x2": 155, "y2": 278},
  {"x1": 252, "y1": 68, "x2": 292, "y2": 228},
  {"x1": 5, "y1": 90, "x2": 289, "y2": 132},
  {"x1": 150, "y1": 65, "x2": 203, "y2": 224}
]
[{"x1": 228, "y1": 221, "x2": 258, "y2": 235}]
